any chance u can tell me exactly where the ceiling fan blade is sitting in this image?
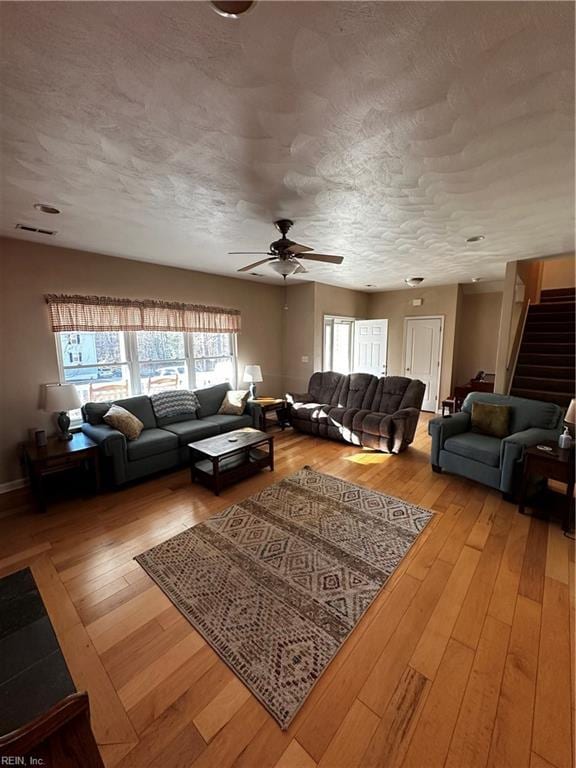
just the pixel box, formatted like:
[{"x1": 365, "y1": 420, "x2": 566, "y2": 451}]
[
  {"x1": 298, "y1": 253, "x2": 344, "y2": 264},
  {"x1": 237, "y1": 258, "x2": 275, "y2": 272},
  {"x1": 287, "y1": 242, "x2": 314, "y2": 254},
  {"x1": 229, "y1": 251, "x2": 270, "y2": 255}
]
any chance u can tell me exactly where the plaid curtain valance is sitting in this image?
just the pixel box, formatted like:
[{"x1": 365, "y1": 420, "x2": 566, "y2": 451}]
[{"x1": 45, "y1": 294, "x2": 241, "y2": 334}]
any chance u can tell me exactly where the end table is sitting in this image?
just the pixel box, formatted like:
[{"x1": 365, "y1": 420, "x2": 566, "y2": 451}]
[
  {"x1": 518, "y1": 442, "x2": 575, "y2": 532},
  {"x1": 23, "y1": 433, "x2": 100, "y2": 512},
  {"x1": 249, "y1": 398, "x2": 290, "y2": 432}
]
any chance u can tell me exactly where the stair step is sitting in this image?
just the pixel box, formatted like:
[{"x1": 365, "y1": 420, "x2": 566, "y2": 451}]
[
  {"x1": 515, "y1": 365, "x2": 575, "y2": 379},
  {"x1": 512, "y1": 377, "x2": 575, "y2": 393},
  {"x1": 525, "y1": 321, "x2": 574, "y2": 333},
  {"x1": 518, "y1": 353, "x2": 575, "y2": 366},
  {"x1": 523, "y1": 330, "x2": 575, "y2": 339},
  {"x1": 540, "y1": 287, "x2": 575, "y2": 299},
  {"x1": 539, "y1": 297, "x2": 576, "y2": 304},
  {"x1": 520, "y1": 342, "x2": 575, "y2": 355},
  {"x1": 530, "y1": 301, "x2": 575, "y2": 312},
  {"x1": 509, "y1": 388, "x2": 573, "y2": 407}
]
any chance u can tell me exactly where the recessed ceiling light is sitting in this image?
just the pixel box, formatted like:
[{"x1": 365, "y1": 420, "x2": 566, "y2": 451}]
[
  {"x1": 466, "y1": 235, "x2": 485, "y2": 243},
  {"x1": 405, "y1": 277, "x2": 424, "y2": 287},
  {"x1": 34, "y1": 203, "x2": 61, "y2": 214},
  {"x1": 210, "y1": 1, "x2": 256, "y2": 18},
  {"x1": 472, "y1": 277, "x2": 482, "y2": 283}
]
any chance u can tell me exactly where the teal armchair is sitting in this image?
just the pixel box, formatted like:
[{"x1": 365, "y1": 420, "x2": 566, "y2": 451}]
[{"x1": 428, "y1": 393, "x2": 564, "y2": 496}]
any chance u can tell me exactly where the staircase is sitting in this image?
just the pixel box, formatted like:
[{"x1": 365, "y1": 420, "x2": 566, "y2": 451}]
[{"x1": 510, "y1": 287, "x2": 575, "y2": 408}]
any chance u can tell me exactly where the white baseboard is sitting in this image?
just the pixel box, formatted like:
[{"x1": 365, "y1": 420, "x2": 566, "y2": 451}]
[{"x1": 0, "y1": 478, "x2": 28, "y2": 494}]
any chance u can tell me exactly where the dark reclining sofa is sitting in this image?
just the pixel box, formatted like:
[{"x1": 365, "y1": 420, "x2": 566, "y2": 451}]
[{"x1": 287, "y1": 371, "x2": 425, "y2": 453}]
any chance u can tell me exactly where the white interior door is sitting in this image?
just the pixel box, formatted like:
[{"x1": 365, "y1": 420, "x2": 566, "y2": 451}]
[
  {"x1": 353, "y1": 319, "x2": 389, "y2": 376},
  {"x1": 403, "y1": 317, "x2": 443, "y2": 411}
]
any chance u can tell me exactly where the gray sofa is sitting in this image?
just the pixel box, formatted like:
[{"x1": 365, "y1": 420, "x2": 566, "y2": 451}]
[
  {"x1": 81, "y1": 383, "x2": 253, "y2": 486},
  {"x1": 287, "y1": 371, "x2": 425, "y2": 453},
  {"x1": 428, "y1": 392, "x2": 564, "y2": 496}
]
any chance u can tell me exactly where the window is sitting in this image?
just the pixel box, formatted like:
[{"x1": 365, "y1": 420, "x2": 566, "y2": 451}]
[
  {"x1": 323, "y1": 316, "x2": 355, "y2": 373},
  {"x1": 56, "y1": 330, "x2": 236, "y2": 413}
]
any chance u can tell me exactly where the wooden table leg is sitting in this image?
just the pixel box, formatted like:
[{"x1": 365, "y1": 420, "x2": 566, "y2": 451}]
[{"x1": 213, "y1": 457, "x2": 221, "y2": 496}]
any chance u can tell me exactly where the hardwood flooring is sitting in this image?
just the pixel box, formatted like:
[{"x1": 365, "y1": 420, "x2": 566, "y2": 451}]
[{"x1": 1, "y1": 416, "x2": 573, "y2": 768}]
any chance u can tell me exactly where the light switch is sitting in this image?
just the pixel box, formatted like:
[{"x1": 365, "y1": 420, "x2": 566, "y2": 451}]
[
  {"x1": 412, "y1": 298, "x2": 423, "y2": 306},
  {"x1": 301, "y1": 355, "x2": 309, "y2": 363}
]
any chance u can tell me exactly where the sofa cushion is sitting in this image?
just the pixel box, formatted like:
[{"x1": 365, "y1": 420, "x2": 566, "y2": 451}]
[
  {"x1": 195, "y1": 383, "x2": 231, "y2": 418},
  {"x1": 201, "y1": 414, "x2": 253, "y2": 433},
  {"x1": 308, "y1": 372, "x2": 345, "y2": 405},
  {"x1": 291, "y1": 403, "x2": 327, "y2": 422},
  {"x1": 471, "y1": 402, "x2": 511, "y2": 439},
  {"x1": 113, "y1": 396, "x2": 157, "y2": 429},
  {"x1": 444, "y1": 432, "x2": 502, "y2": 468},
  {"x1": 370, "y1": 377, "x2": 408, "y2": 415},
  {"x1": 163, "y1": 419, "x2": 220, "y2": 445},
  {"x1": 358, "y1": 411, "x2": 393, "y2": 438},
  {"x1": 126, "y1": 428, "x2": 179, "y2": 461},
  {"x1": 337, "y1": 373, "x2": 378, "y2": 409},
  {"x1": 104, "y1": 405, "x2": 144, "y2": 441},
  {"x1": 83, "y1": 401, "x2": 112, "y2": 426}
]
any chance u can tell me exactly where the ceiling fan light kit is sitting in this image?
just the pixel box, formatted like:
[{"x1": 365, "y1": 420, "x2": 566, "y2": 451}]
[{"x1": 232, "y1": 219, "x2": 344, "y2": 279}]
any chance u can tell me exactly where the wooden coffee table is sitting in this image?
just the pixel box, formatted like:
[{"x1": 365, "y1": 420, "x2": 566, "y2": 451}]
[{"x1": 188, "y1": 428, "x2": 274, "y2": 495}]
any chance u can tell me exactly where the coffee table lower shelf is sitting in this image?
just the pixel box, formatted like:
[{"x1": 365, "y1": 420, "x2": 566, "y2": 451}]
[{"x1": 190, "y1": 441, "x2": 274, "y2": 495}]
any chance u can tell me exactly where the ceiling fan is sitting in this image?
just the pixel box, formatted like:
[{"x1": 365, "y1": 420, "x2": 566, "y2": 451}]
[{"x1": 230, "y1": 219, "x2": 344, "y2": 279}]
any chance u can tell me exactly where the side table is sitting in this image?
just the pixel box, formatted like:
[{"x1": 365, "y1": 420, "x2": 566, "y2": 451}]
[
  {"x1": 518, "y1": 442, "x2": 575, "y2": 532},
  {"x1": 249, "y1": 399, "x2": 290, "y2": 432},
  {"x1": 22, "y1": 433, "x2": 100, "y2": 512}
]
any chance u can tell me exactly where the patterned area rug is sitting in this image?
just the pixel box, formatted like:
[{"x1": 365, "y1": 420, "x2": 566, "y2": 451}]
[{"x1": 135, "y1": 467, "x2": 433, "y2": 729}]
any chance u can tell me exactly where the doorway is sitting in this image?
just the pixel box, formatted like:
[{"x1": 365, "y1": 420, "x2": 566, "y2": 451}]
[
  {"x1": 403, "y1": 316, "x2": 443, "y2": 412},
  {"x1": 353, "y1": 319, "x2": 388, "y2": 376}
]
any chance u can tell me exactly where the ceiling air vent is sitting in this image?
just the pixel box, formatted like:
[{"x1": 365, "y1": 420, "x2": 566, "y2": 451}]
[{"x1": 15, "y1": 223, "x2": 57, "y2": 235}]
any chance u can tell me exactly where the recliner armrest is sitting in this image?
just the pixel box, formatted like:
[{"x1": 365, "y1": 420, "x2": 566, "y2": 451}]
[
  {"x1": 428, "y1": 412, "x2": 470, "y2": 465},
  {"x1": 286, "y1": 392, "x2": 313, "y2": 405},
  {"x1": 388, "y1": 407, "x2": 422, "y2": 453}
]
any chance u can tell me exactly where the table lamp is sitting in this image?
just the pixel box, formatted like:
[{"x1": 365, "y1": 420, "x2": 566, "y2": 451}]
[
  {"x1": 564, "y1": 398, "x2": 575, "y2": 439},
  {"x1": 243, "y1": 365, "x2": 263, "y2": 399},
  {"x1": 44, "y1": 384, "x2": 81, "y2": 441}
]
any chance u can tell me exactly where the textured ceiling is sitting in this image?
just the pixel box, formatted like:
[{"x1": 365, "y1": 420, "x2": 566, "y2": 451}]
[{"x1": 1, "y1": 1, "x2": 574, "y2": 290}]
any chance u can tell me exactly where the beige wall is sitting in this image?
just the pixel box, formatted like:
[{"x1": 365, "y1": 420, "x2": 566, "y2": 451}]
[
  {"x1": 367, "y1": 284, "x2": 460, "y2": 404},
  {"x1": 283, "y1": 282, "x2": 316, "y2": 396},
  {"x1": 541, "y1": 254, "x2": 576, "y2": 289},
  {"x1": 454, "y1": 292, "x2": 502, "y2": 384},
  {"x1": 0, "y1": 237, "x2": 285, "y2": 484}
]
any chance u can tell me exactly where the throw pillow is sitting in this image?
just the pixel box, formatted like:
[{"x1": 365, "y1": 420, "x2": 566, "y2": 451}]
[
  {"x1": 104, "y1": 405, "x2": 144, "y2": 441},
  {"x1": 471, "y1": 402, "x2": 511, "y2": 439},
  {"x1": 150, "y1": 389, "x2": 200, "y2": 422},
  {"x1": 218, "y1": 390, "x2": 249, "y2": 416}
]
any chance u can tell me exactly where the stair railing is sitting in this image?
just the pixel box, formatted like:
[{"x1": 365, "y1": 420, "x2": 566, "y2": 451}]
[{"x1": 506, "y1": 299, "x2": 531, "y2": 394}]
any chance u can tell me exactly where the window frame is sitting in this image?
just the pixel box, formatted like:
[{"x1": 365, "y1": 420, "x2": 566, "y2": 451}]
[
  {"x1": 322, "y1": 315, "x2": 356, "y2": 374},
  {"x1": 55, "y1": 329, "x2": 237, "y2": 423}
]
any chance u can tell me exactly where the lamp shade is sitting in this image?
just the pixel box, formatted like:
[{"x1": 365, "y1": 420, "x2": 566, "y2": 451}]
[
  {"x1": 565, "y1": 398, "x2": 576, "y2": 425},
  {"x1": 243, "y1": 365, "x2": 263, "y2": 384},
  {"x1": 44, "y1": 384, "x2": 81, "y2": 412}
]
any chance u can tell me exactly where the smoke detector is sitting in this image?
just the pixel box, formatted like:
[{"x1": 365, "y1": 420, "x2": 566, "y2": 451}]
[{"x1": 405, "y1": 277, "x2": 424, "y2": 287}]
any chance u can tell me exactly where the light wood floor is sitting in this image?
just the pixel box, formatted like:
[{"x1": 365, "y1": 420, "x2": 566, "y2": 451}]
[{"x1": 1, "y1": 416, "x2": 574, "y2": 768}]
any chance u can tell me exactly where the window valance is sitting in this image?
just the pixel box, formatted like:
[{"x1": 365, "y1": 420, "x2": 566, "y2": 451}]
[{"x1": 45, "y1": 294, "x2": 241, "y2": 334}]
